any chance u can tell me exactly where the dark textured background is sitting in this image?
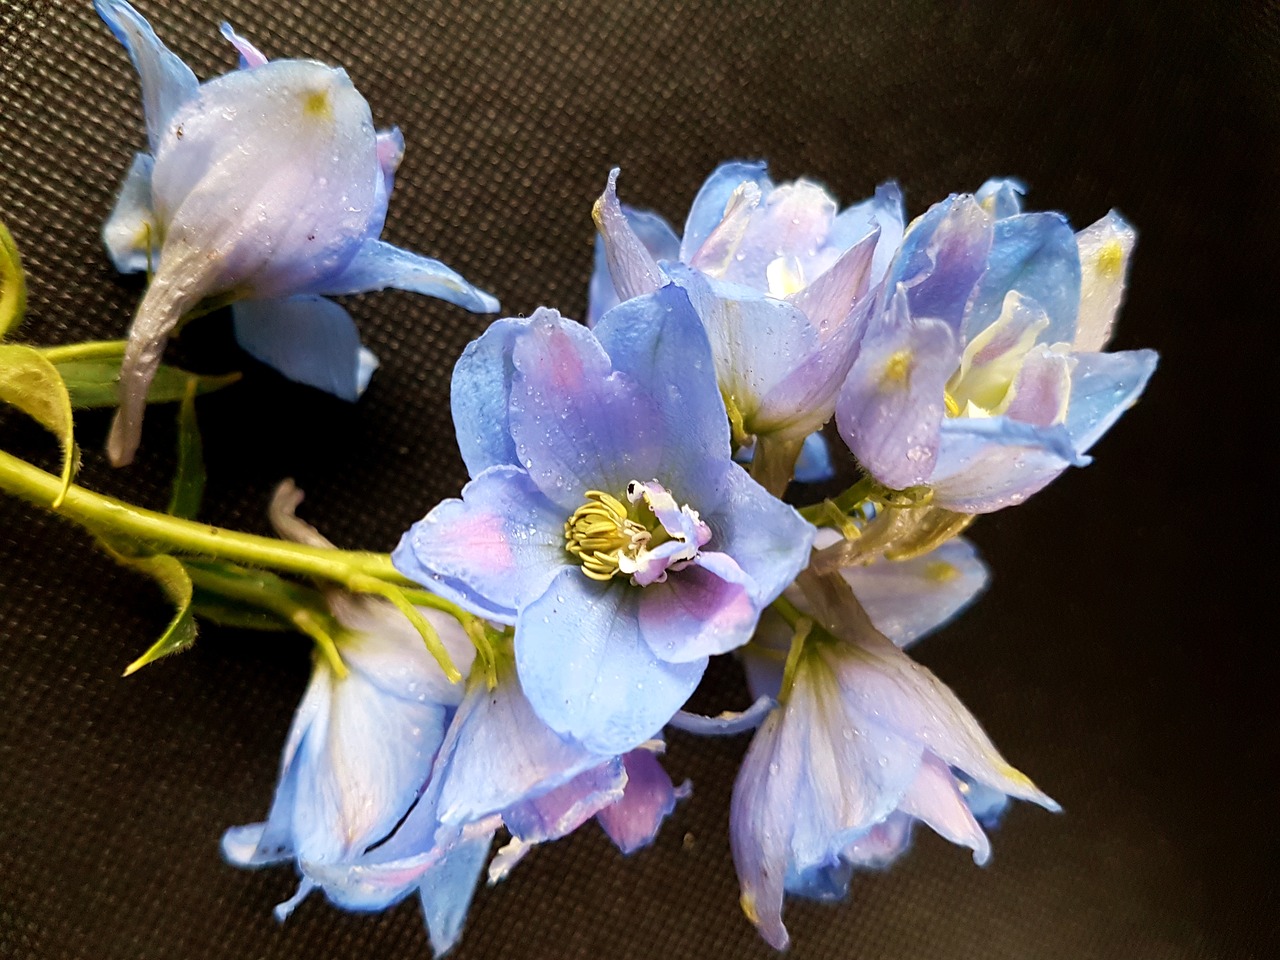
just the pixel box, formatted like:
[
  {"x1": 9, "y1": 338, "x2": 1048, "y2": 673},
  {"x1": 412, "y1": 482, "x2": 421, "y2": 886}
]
[{"x1": 1, "y1": 0, "x2": 1276, "y2": 958}]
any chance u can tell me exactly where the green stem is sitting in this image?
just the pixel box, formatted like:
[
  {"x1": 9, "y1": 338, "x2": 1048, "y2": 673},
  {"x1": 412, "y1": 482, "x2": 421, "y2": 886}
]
[
  {"x1": 40, "y1": 340, "x2": 127, "y2": 363},
  {"x1": 798, "y1": 474, "x2": 878, "y2": 523},
  {"x1": 0, "y1": 447, "x2": 406, "y2": 585}
]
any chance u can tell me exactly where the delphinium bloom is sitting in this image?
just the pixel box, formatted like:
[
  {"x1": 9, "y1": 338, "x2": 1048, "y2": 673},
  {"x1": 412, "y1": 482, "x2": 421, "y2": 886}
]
[
  {"x1": 220, "y1": 483, "x2": 479, "y2": 944},
  {"x1": 591, "y1": 164, "x2": 904, "y2": 493},
  {"x1": 836, "y1": 179, "x2": 1157, "y2": 512},
  {"x1": 393, "y1": 284, "x2": 815, "y2": 755},
  {"x1": 731, "y1": 561, "x2": 1057, "y2": 949},
  {"x1": 95, "y1": 0, "x2": 498, "y2": 465}
]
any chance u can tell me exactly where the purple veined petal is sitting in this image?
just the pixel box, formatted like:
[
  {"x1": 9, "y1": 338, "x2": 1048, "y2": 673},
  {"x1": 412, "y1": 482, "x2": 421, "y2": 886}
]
[
  {"x1": 1062, "y1": 348, "x2": 1158, "y2": 454},
  {"x1": 417, "y1": 836, "x2": 492, "y2": 958},
  {"x1": 593, "y1": 285, "x2": 730, "y2": 496},
  {"x1": 821, "y1": 629, "x2": 1059, "y2": 811},
  {"x1": 700, "y1": 460, "x2": 816, "y2": 606},
  {"x1": 502, "y1": 759, "x2": 626, "y2": 849},
  {"x1": 507, "y1": 309, "x2": 664, "y2": 510},
  {"x1": 668, "y1": 695, "x2": 776, "y2": 736},
  {"x1": 95, "y1": 0, "x2": 198, "y2": 152},
  {"x1": 393, "y1": 465, "x2": 569, "y2": 624},
  {"x1": 637, "y1": 553, "x2": 759, "y2": 663},
  {"x1": 836, "y1": 286, "x2": 958, "y2": 489},
  {"x1": 593, "y1": 169, "x2": 666, "y2": 305},
  {"x1": 432, "y1": 658, "x2": 610, "y2": 828},
  {"x1": 897, "y1": 752, "x2": 991, "y2": 865},
  {"x1": 828, "y1": 181, "x2": 905, "y2": 287},
  {"x1": 680, "y1": 159, "x2": 772, "y2": 263},
  {"x1": 784, "y1": 224, "x2": 878, "y2": 333},
  {"x1": 840, "y1": 537, "x2": 989, "y2": 647},
  {"x1": 1003, "y1": 344, "x2": 1075, "y2": 427},
  {"x1": 450, "y1": 314, "x2": 536, "y2": 476},
  {"x1": 516, "y1": 567, "x2": 706, "y2": 756},
  {"x1": 975, "y1": 177, "x2": 1026, "y2": 220},
  {"x1": 313, "y1": 238, "x2": 499, "y2": 313},
  {"x1": 793, "y1": 430, "x2": 835, "y2": 483},
  {"x1": 884, "y1": 194, "x2": 992, "y2": 335},
  {"x1": 587, "y1": 202, "x2": 680, "y2": 325},
  {"x1": 219, "y1": 22, "x2": 269, "y2": 69},
  {"x1": 961, "y1": 212, "x2": 1082, "y2": 346},
  {"x1": 1074, "y1": 210, "x2": 1137, "y2": 352},
  {"x1": 718, "y1": 179, "x2": 839, "y2": 292},
  {"x1": 950, "y1": 290, "x2": 1050, "y2": 414},
  {"x1": 102, "y1": 152, "x2": 159, "y2": 274},
  {"x1": 597, "y1": 745, "x2": 688, "y2": 854},
  {"x1": 232, "y1": 295, "x2": 374, "y2": 401},
  {"x1": 930, "y1": 415, "x2": 1086, "y2": 513}
]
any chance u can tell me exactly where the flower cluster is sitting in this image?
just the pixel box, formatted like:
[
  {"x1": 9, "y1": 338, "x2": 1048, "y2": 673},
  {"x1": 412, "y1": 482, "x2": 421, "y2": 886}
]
[{"x1": 0, "y1": 1, "x2": 1157, "y2": 955}]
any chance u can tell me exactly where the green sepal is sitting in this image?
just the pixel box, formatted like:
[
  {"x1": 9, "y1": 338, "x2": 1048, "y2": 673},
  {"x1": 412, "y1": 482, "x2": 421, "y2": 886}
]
[
  {"x1": 189, "y1": 593, "x2": 291, "y2": 632},
  {"x1": 0, "y1": 221, "x2": 26, "y2": 339},
  {"x1": 117, "y1": 553, "x2": 198, "y2": 676},
  {"x1": 167, "y1": 379, "x2": 205, "y2": 520},
  {"x1": 47, "y1": 345, "x2": 240, "y2": 409},
  {"x1": 0, "y1": 342, "x2": 79, "y2": 506}
]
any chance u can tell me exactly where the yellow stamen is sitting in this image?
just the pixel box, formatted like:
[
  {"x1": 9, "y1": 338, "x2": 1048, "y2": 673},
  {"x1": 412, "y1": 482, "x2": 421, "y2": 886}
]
[{"x1": 564, "y1": 490, "x2": 648, "y2": 581}]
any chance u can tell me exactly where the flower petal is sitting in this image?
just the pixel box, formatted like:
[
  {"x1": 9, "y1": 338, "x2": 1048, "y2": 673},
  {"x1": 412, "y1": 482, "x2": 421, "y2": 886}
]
[
  {"x1": 501, "y1": 759, "x2": 626, "y2": 851},
  {"x1": 638, "y1": 553, "x2": 758, "y2": 663},
  {"x1": 587, "y1": 204, "x2": 680, "y2": 324},
  {"x1": 393, "y1": 465, "x2": 568, "y2": 624},
  {"x1": 829, "y1": 180, "x2": 904, "y2": 287},
  {"x1": 668, "y1": 695, "x2": 776, "y2": 736},
  {"x1": 793, "y1": 431, "x2": 835, "y2": 483},
  {"x1": 516, "y1": 567, "x2": 706, "y2": 755},
  {"x1": 314, "y1": 238, "x2": 499, "y2": 313},
  {"x1": 898, "y1": 753, "x2": 991, "y2": 864},
  {"x1": 418, "y1": 836, "x2": 491, "y2": 958},
  {"x1": 1074, "y1": 210, "x2": 1136, "y2": 351},
  {"x1": 975, "y1": 177, "x2": 1026, "y2": 220},
  {"x1": 930, "y1": 415, "x2": 1086, "y2": 513},
  {"x1": 218, "y1": 21, "x2": 269, "y2": 69},
  {"x1": 719, "y1": 179, "x2": 838, "y2": 291},
  {"x1": 841, "y1": 537, "x2": 989, "y2": 647},
  {"x1": 1003, "y1": 344, "x2": 1075, "y2": 427},
  {"x1": 1062, "y1": 348, "x2": 1158, "y2": 453},
  {"x1": 592, "y1": 169, "x2": 668, "y2": 307},
  {"x1": 783, "y1": 224, "x2": 878, "y2": 333},
  {"x1": 885, "y1": 194, "x2": 992, "y2": 334},
  {"x1": 597, "y1": 746, "x2": 686, "y2": 854},
  {"x1": 836, "y1": 287, "x2": 958, "y2": 489},
  {"x1": 102, "y1": 152, "x2": 159, "y2": 274},
  {"x1": 450, "y1": 315, "x2": 534, "y2": 476},
  {"x1": 232, "y1": 295, "x2": 374, "y2": 401},
  {"x1": 962, "y1": 212, "x2": 1082, "y2": 346},
  {"x1": 96, "y1": 0, "x2": 198, "y2": 151},
  {"x1": 680, "y1": 160, "x2": 772, "y2": 263}
]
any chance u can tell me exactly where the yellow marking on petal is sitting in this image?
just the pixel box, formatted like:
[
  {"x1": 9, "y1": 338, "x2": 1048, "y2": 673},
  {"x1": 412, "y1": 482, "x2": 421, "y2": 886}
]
[
  {"x1": 998, "y1": 762, "x2": 1037, "y2": 792},
  {"x1": 1096, "y1": 238, "x2": 1125, "y2": 278},
  {"x1": 766, "y1": 256, "x2": 806, "y2": 298},
  {"x1": 740, "y1": 892, "x2": 760, "y2": 926},
  {"x1": 925, "y1": 560, "x2": 959, "y2": 582},
  {"x1": 303, "y1": 89, "x2": 333, "y2": 121},
  {"x1": 943, "y1": 391, "x2": 961, "y2": 417},
  {"x1": 880, "y1": 350, "x2": 912, "y2": 387}
]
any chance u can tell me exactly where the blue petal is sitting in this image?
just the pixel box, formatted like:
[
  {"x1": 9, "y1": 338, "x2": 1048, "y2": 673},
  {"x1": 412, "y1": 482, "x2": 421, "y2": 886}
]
[
  {"x1": 828, "y1": 180, "x2": 905, "y2": 286},
  {"x1": 841, "y1": 538, "x2": 989, "y2": 647},
  {"x1": 95, "y1": 0, "x2": 198, "y2": 151},
  {"x1": 638, "y1": 553, "x2": 759, "y2": 663},
  {"x1": 232, "y1": 296, "x2": 374, "y2": 401},
  {"x1": 594, "y1": 284, "x2": 730, "y2": 493},
  {"x1": 885, "y1": 194, "x2": 992, "y2": 334},
  {"x1": 975, "y1": 177, "x2": 1026, "y2": 220},
  {"x1": 930, "y1": 415, "x2": 1086, "y2": 513},
  {"x1": 962, "y1": 212, "x2": 1082, "y2": 346},
  {"x1": 418, "y1": 837, "x2": 491, "y2": 958},
  {"x1": 315, "y1": 239, "x2": 499, "y2": 313},
  {"x1": 450, "y1": 314, "x2": 541, "y2": 476},
  {"x1": 393, "y1": 465, "x2": 569, "y2": 624},
  {"x1": 219, "y1": 22, "x2": 268, "y2": 69},
  {"x1": 680, "y1": 160, "x2": 772, "y2": 262},
  {"x1": 1063, "y1": 349, "x2": 1158, "y2": 453},
  {"x1": 591, "y1": 169, "x2": 667, "y2": 311},
  {"x1": 102, "y1": 152, "x2": 158, "y2": 274},
  {"x1": 587, "y1": 203, "x2": 680, "y2": 325},
  {"x1": 668, "y1": 695, "x2": 776, "y2": 735},
  {"x1": 596, "y1": 747, "x2": 686, "y2": 854},
  {"x1": 516, "y1": 567, "x2": 706, "y2": 756},
  {"x1": 836, "y1": 287, "x2": 959, "y2": 489},
  {"x1": 793, "y1": 431, "x2": 835, "y2": 483}
]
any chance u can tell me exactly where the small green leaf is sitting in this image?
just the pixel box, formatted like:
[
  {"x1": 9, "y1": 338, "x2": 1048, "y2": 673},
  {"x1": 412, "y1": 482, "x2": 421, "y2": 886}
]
[
  {"x1": 119, "y1": 553, "x2": 198, "y2": 676},
  {"x1": 189, "y1": 593, "x2": 291, "y2": 632},
  {"x1": 167, "y1": 378, "x2": 205, "y2": 520},
  {"x1": 0, "y1": 221, "x2": 26, "y2": 339},
  {"x1": 50, "y1": 351, "x2": 239, "y2": 409},
  {"x1": 0, "y1": 342, "x2": 78, "y2": 505}
]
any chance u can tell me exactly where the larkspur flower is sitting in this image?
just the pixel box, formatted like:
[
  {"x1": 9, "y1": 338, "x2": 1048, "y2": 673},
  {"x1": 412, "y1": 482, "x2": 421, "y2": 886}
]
[
  {"x1": 219, "y1": 482, "x2": 479, "y2": 946},
  {"x1": 95, "y1": 0, "x2": 498, "y2": 465},
  {"x1": 393, "y1": 284, "x2": 815, "y2": 755},
  {"x1": 732, "y1": 567, "x2": 1057, "y2": 949},
  {"x1": 591, "y1": 164, "x2": 903, "y2": 492},
  {"x1": 836, "y1": 179, "x2": 1157, "y2": 512}
]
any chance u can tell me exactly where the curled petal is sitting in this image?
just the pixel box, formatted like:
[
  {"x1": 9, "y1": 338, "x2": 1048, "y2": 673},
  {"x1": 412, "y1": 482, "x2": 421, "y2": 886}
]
[
  {"x1": 593, "y1": 168, "x2": 666, "y2": 304},
  {"x1": 219, "y1": 22, "x2": 269, "y2": 69},
  {"x1": 975, "y1": 177, "x2": 1026, "y2": 220},
  {"x1": 1074, "y1": 210, "x2": 1137, "y2": 352},
  {"x1": 1062, "y1": 348, "x2": 1158, "y2": 453},
  {"x1": 829, "y1": 180, "x2": 904, "y2": 287},
  {"x1": 668, "y1": 695, "x2": 776, "y2": 736},
  {"x1": 102, "y1": 152, "x2": 159, "y2": 274},
  {"x1": 597, "y1": 746, "x2": 688, "y2": 854},
  {"x1": 587, "y1": 204, "x2": 679, "y2": 324},
  {"x1": 315, "y1": 239, "x2": 499, "y2": 313},
  {"x1": 680, "y1": 160, "x2": 772, "y2": 263},
  {"x1": 885, "y1": 194, "x2": 992, "y2": 334}
]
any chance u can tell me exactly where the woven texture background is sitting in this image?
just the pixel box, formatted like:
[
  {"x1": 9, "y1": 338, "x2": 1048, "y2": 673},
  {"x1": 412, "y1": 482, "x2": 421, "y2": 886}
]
[{"x1": 1, "y1": 1, "x2": 1275, "y2": 958}]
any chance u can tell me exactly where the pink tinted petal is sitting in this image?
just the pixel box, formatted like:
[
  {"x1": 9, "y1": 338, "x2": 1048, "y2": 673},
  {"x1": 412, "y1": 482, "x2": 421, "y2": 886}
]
[
  {"x1": 898, "y1": 753, "x2": 991, "y2": 864},
  {"x1": 597, "y1": 747, "x2": 685, "y2": 854},
  {"x1": 1004, "y1": 345, "x2": 1074, "y2": 426},
  {"x1": 638, "y1": 554, "x2": 758, "y2": 663},
  {"x1": 594, "y1": 168, "x2": 665, "y2": 302}
]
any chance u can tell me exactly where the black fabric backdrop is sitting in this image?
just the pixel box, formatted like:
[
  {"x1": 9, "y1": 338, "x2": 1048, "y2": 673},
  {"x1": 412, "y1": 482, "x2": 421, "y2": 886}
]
[{"x1": 0, "y1": 1, "x2": 1275, "y2": 958}]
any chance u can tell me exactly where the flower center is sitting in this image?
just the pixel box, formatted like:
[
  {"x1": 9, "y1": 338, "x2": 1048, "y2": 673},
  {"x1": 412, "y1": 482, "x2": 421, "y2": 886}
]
[{"x1": 564, "y1": 480, "x2": 712, "y2": 586}]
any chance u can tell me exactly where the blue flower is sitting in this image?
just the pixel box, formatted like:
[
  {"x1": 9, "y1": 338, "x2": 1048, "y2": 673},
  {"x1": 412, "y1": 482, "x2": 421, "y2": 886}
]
[
  {"x1": 835, "y1": 181, "x2": 1157, "y2": 512},
  {"x1": 94, "y1": 0, "x2": 498, "y2": 465},
  {"x1": 591, "y1": 164, "x2": 903, "y2": 492},
  {"x1": 393, "y1": 285, "x2": 815, "y2": 755},
  {"x1": 732, "y1": 567, "x2": 1057, "y2": 950}
]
